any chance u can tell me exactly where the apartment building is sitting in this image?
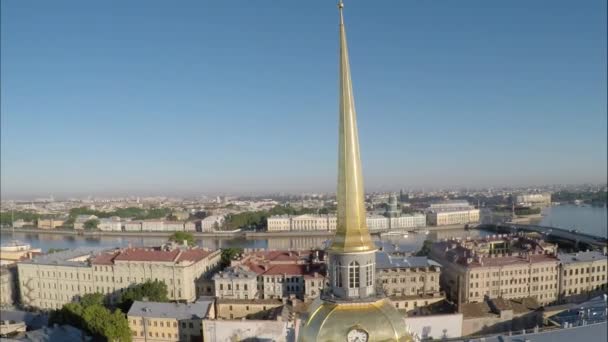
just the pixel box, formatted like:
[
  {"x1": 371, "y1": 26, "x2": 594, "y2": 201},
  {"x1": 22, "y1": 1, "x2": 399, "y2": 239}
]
[
  {"x1": 376, "y1": 252, "x2": 442, "y2": 297},
  {"x1": 200, "y1": 215, "x2": 225, "y2": 232},
  {"x1": 375, "y1": 252, "x2": 444, "y2": 312},
  {"x1": 97, "y1": 217, "x2": 122, "y2": 231},
  {"x1": 127, "y1": 299, "x2": 214, "y2": 342},
  {"x1": 123, "y1": 220, "x2": 196, "y2": 232},
  {"x1": 213, "y1": 266, "x2": 258, "y2": 300},
  {"x1": 430, "y1": 235, "x2": 561, "y2": 306},
  {"x1": 215, "y1": 298, "x2": 284, "y2": 320},
  {"x1": 514, "y1": 193, "x2": 551, "y2": 207},
  {"x1": 36, "y1": 218, "x2": 65, "y2": 230},
  {"x1": 73, "y1": 215, "x2": 98, "y2": 230},
  {"x1": 17, "y1": 245, "x2": 221, "y2": 310},
  {"x1": 215, "y1": 250, "x2": 326, "y2": 302},
  {"x1": 558, "y1": 250, "x2": 608, "y2": 301},
  {"x1": 426, "y1": 207, "x2": 480, "y2": 226},
  {"x1": 0, "y1": 266, "x2": 17, "y2": 307}
]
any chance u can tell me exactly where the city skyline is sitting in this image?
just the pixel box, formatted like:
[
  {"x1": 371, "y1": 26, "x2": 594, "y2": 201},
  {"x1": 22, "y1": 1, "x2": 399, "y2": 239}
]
[{"x1": 2, "y1": 0, "x2": 607, "y2": 198}]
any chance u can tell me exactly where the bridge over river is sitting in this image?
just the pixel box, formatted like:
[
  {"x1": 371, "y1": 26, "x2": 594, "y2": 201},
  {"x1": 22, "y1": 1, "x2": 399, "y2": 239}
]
[{"x1": 478, "y1": 223, "x2": 608, "y2": 251}]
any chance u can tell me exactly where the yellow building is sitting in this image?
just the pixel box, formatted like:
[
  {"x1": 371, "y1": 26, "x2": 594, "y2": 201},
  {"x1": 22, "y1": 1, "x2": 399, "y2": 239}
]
[
  {"x1": 558, "y1": 250, "x2": 608, "y2": 302},
  {"x1": 36, "y1": 218, "x2": 65, "y2": 229},
  {"x1": 17, "y1": 245, "x2": 221, "y2": 310},
  {"x1": 127, "y1": 299, "x2": 214, "y2": 342}
]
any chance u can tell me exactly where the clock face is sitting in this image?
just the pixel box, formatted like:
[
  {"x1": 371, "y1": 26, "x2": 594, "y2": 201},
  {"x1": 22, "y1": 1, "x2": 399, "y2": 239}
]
[{"x1": 347, "y1": 328, "x2": 368, "y2": 342}]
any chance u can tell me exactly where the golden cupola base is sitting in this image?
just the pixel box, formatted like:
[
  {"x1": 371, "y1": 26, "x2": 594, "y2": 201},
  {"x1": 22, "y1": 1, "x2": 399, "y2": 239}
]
[{"x1": 300, "y1": 297, "x2": 413, "y2": 342}]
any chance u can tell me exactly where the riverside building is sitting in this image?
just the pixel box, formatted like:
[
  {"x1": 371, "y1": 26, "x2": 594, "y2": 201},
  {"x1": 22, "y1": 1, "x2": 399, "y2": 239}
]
[
  {"x1": 426, "y1": 201, "x2": 480, "y2": 226},
  {"x1": 17, "y1": 244, "x2": 220, "y2": 310},
  {"x1": 558, "y1": 250, "x2": 608, "y2": 302},
  {"x1": 430, "y1": 235, "x2": 562, "y2": 306},
  {"x1": 267, "y1": 213, "x2": 426, "y2": 232}
]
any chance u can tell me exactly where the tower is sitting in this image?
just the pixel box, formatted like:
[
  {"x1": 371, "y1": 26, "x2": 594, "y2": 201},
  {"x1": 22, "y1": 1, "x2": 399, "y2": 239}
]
[{"x1": 298, "y1": 2, "x2": 413, "y2": 341}]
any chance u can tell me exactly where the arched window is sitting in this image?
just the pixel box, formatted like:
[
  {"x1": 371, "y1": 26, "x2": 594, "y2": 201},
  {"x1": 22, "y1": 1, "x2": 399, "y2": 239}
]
[
  {"x1": 366, "y1": 264, "x2": 373, "y2": 286},
  {"x1": 335, "y1": 262, "x2": 343, "y2": 287},
  {"x1": 349, "y1": 261, "x2": 360, "y2": 288}
]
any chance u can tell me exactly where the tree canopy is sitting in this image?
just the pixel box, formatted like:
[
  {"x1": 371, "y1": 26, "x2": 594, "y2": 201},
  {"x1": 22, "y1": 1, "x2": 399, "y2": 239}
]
[
  {"x1": 168, "y1": 231, "x2": 195, "y2": 246},
  {"x1": 68, "y1": 207, "x2": 172, "y2": 221},
  {"x1": 118, "y1": 280, "x2": 168, "y2": 312},
  {"x1": 415, "y1": 240, "x2": 433, "y2": 256},
  {"x1": 220, "y1": 248, "x2": 244, "y2": 268},
  {"x1": 83, "y1": 219, "x2": 100, "y2": 230},
  {"x1": 49, "y1": 293, "x2": 131, "y2": 342}
]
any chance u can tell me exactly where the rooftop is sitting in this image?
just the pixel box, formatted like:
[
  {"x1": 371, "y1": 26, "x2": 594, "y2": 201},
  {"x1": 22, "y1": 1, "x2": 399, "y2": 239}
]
[
  {"x1": 467, "y1": 322, "x2": 607, "y2": 342},
  {"x1": 128, "y1": 299, "x2": 213, "y2": 320},
  {"x1": 92, "y1": 246, "x2": 214, "y2": 265},
  {"x1": 20, "y1": 248, "x2": 104, "y2": 267},
  {"x1": 375, "y1": 252, "x2": 441, "y2": 269},
  {"x1": 558, "y1": 250, "x2": 608, "y2": 264}
]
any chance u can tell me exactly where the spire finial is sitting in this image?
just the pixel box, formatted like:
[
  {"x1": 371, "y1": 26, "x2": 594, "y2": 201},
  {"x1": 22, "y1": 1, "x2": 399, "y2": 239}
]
[{"x1": 329, "y1": 0, "x2": 376, "y2": 253}]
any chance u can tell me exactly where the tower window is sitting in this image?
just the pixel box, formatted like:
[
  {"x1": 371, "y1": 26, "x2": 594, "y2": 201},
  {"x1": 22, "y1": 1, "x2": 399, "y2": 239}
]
[
  {"x1": 366, "y1": 264, "x2": 373, "y2": 286},
  {"x1": 349, "y1": 261, "x2": 360, "y2": 288},
  {"x1": 335, "y1": 262, "x2": 343, "y2": 287}
]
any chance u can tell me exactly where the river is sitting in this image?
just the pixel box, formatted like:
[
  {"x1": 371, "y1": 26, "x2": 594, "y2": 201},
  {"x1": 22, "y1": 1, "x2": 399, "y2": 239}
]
[{"x1": 1, "y1": 204, "x2": 605, "y2": 252}]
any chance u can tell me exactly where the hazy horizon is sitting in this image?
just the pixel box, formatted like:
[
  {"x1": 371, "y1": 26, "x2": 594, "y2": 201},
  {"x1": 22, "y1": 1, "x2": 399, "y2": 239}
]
[{"x1": 2, "y1": 0, "x2": 606, "y2": 198}]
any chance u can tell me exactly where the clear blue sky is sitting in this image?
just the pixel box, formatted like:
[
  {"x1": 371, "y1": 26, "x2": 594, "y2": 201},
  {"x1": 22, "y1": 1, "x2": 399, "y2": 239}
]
[{"x1": 1, "y1": 0, "x2": 606, "y2": 198}]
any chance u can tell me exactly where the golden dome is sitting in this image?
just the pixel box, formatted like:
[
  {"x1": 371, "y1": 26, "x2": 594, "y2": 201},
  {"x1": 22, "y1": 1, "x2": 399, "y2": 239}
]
[{"x1": 298, "y1": 297, "x2": 414, "y2": 342}]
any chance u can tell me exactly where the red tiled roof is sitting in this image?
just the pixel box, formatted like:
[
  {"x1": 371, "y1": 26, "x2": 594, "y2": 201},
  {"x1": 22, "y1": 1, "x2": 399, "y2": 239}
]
[
  {"x1": 91, "y1": 251, "x2": 120, "y2": 265},
  {"x1": 114, "y1": 248, "x2": 179, "y2": 262},
  {"x1": 244, "y1": 262, "x2": 325, "y2": 277},
  {"x1": 176, "y1": 249, "x2": 212, "y2": 262},
  {"x1": 91, "y1": 247, "x2": 213, "y2": 264}
]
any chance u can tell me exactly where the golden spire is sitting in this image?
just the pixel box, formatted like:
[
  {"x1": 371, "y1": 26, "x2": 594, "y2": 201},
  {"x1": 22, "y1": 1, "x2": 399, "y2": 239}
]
[{"x1": 329, "y1": 0, "x2": 376, "y2": 253}]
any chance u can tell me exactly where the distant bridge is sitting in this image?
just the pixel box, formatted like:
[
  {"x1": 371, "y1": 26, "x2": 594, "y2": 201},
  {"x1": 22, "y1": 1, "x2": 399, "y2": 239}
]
[{"x1": 478, "y1": 223, "x2": 608, "y2": 251}]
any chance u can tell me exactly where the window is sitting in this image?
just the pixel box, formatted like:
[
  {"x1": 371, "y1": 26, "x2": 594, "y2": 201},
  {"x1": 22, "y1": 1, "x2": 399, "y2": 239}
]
[
  {"x1": 335, "y1": 262, "x2": 343, "y2": 287},
  {"x1": 349, "y1": 261, "x2": 360, "y2": 288},
  {"x1": 244, "y1": 284, "x2": 248, "y2": 290}
]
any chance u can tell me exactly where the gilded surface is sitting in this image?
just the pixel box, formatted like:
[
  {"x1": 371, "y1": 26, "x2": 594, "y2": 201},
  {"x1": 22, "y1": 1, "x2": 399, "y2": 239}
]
[
  {"x1": 299, "y1": 297, "x2": 414, "y2": 342},
  {"x1": 329, "y1": 1, "x2": 376, "y2": 254}
]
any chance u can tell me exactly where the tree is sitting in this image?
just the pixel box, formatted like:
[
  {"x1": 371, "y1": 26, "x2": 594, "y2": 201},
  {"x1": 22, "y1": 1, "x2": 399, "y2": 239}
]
[
  {"x1": 168, "y1": 231, "x2": 195, "y2": 246},
  {"x1": 220, "y1": 248, "x2": 243, "y2": 268},
  {"x1": 415, "y1": 240, "x2": 433, "y2": 256},
  {"x1": 118, "y1": 280, "x2": 168, "y2": 312},
  {"x1": 83, "y1": 219, "x2": 100, "y2": 230},
  {"x1": 105, "y1": 309, "x2": 133, "y2": 342},
  {"x1": 80, "y1": 293, "x2": 105, "y2": 308}
]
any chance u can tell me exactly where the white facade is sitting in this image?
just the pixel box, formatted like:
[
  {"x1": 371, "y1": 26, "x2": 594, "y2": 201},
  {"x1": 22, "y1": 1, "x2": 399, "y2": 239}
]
[
  {"x1": 164, "y1": 221, "x2": 185, "y2": 232},
  {"x1": 201, "y1": 216, "x2": 225, "y2": 232},
  {"x1": 267, "y1": 213, "x2": 426, "y2": 232},
  {"x1": 515, "y1": 193, "x2": 551, "y2": 206},
  {"x1": 426, "y1": 209, "x2": 480, "y2": 226},
  {"x1": 367, "y1": 215, "x2": 389, "y2": 230},
  {"x1": 73, "y1": 215, "x2": 98, "y2": 230},
  {"x1": 389, "y1": 214, "x2": 426, "y2": 229},
  {"x1": 97, "y1": 218, "x2": 122, "y2": 231},
  {"x1": 124, "y1": 221, "x2": 142, "y2": 232},
  {"x1": 141, "y1": 220, "x2": 165, "y2": 231}
]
